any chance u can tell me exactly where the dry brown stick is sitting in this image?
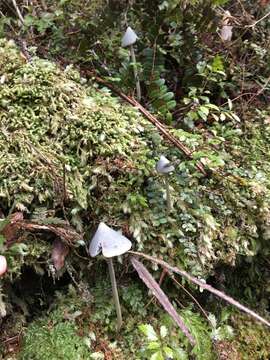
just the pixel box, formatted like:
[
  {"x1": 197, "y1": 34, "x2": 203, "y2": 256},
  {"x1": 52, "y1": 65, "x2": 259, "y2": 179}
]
[
  {"x1": 145, "y1": 267, "x2": 168, "y2": 309},
  {"x1": 129, "y1": 251, "x2": 270, "y2": 328},
  {"x1": 89, "y1": 74, "x2": 208, "y2": 176}
]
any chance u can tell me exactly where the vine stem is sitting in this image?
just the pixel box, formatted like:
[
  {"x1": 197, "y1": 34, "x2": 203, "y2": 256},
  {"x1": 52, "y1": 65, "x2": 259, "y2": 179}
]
[{"x1": 107, "y1": 258, "x2": 122, "y2": 331}]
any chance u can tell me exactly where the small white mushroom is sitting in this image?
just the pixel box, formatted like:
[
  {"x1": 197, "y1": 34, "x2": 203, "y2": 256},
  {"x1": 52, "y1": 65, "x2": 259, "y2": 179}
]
[
  {"x1": 156, "y1": 156, "x2": 175, "y2": 212},
  {"x1": 121, "y1": 27, "x2": 138, "y2": 48},
  {"x1": 156, "y1": 155, "x2": 175, "y2": 174},
  {"x1": 220, "y1": 10, "x2": 233, "y2": 42},
  {"x1": 89, "y1": 222, "x2": 132, "y2": 331},
  {"x1": 220, "y1": 25, "x2": 233, "y2": 42},
  {"x1": 0, "y1": 255, "x2": 7, "y2": 276},
  {"x1": 121, "y1": 27, "x2": 141, "y2": 101}
]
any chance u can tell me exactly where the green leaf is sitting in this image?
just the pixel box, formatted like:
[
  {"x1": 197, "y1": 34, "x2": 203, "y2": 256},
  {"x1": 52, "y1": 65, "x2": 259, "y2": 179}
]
[
  {"x1": 212, "y1": 55, "x2": 224, "y2": 72},
  {"x1": 161, "y1": 92, "x2": 174, "y2": 101},
  {"x1": 139, "y1": 324, "x2": 158, "y2": 341},
  {"x1": 197, "y1": 110, "x2": 207, "y2": 121},
  {"x1": 167, "y1": 100, "x2": 177, "y2": 110},
  {"x1": 183, "y1": 97, "x2": 191, "y2": 105},
  {"x1": 199, "y1": 106, "x2": 209, "y2": 116},
  {"x1": 160, "y1": 325, "x2": 168, "y2": 338},
  {"x1": 220, "y1": 113, "x2": 226, "y2": 121},
  {"x1": 23, "y1": 15, "x2": 35, "y2": 27},
  {"x1": 150, "y1": 351, "x2": 164, "y2": 360},
  {"x1": 154, "y1": 79, "x2": 165, "y2": 86},
  {"x1": 213, "y1": 0, "x2": 229, "y2": 6},
  {"x1": 205, "y1": 103, "x2": 220, "y2": 111},
  {"x1": 0, "y1": 234, "x2": 5, "y2": 249},
  {"x1": 163, "y1": 346, "x2": 174, "y2": 357},
  {"x1": 231, "y1": 112, "x2": 241, "y2": 122},
  {"x1": 212, "y1": 113, "x2": 219, "y2": 121},
  {"x1": 147, "y1": 342, "x2": 160, "y2": 350}
]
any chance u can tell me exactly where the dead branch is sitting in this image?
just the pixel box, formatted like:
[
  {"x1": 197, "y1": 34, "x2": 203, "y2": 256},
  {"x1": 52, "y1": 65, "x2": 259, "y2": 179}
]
[{"x1": 129, "y1": 251, "x2": 270, "y2": 328}]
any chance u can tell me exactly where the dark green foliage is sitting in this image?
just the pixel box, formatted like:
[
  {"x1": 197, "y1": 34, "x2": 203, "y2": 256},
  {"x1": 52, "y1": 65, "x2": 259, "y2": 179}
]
[{"x1": 142, "y1": 48, "x2": 176, "y2": 123}]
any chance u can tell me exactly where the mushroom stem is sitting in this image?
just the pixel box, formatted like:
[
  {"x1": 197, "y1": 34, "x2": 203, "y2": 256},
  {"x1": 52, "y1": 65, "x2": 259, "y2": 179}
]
[
  {"x1": 165, "y1": 176, "x2": 171, "y2": 213},
  {"x1": 130, "y1": 45, "x2": 141, "y2": 102},
  {"x1": 107, "y1": 257, "x2": 122, "y2": 331}
]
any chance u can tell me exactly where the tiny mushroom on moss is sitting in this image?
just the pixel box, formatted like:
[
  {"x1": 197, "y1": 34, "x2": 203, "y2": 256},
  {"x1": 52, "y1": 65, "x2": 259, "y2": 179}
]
[
  {"x1": 89, "y1": 222, "x2": 132, "y2": 331},
  {"x1": 220, "y1": 10, "x2": 233, "y2": 42},
  {"x1": 121, "y1": 26, "x2": 141, "y2": 101},
  {"x1": 156, "y1": 155, "x2": 175, "y2": 212}
]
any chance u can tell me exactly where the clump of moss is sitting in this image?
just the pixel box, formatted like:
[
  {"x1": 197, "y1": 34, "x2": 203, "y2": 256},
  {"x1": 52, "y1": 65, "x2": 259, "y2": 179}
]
[
  {"x1": 231, "y1": 314, "x2": 270, "y2": 360},
  {"x1": 18, "y1": 285, "x2": 90, "y2": 360},
  {"x1": 20, "y1": 320, "x2": 90, "y2": 360}
]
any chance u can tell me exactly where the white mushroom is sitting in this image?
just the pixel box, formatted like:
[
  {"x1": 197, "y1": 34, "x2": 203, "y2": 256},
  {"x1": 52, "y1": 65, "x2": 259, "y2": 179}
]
[
  {"x1": 156, "y1": 155, "x2": 175, "y2": 174},
  {"x1": 220, "y1": 10, "x2": 233, "y2": 42},
  {"x1": 121, "y1": 27, "x2": 141, "y2": 101},
  {"x1": 89, "y1": 222, "x2": 131, "y2": 258},
  {"x1": 0, "y1": 255, "x2": 7, "y2": 276},
  {"x1": 220, "y1": 25, "x2": 233, "y2": 42},
  {"x1": 156, "y1": 156, "x2": 175, "y2": 212},
  {"x1": 121, "y1": 27, "x2": 138, "y2": 48},
  {"x1": 89, "y1": 222, "x2": 132, "y2": 331}
]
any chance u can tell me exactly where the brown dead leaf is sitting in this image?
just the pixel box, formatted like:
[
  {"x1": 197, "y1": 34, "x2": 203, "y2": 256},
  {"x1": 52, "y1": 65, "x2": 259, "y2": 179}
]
[{"x1": 51, "y1": 239, "x2": 69, "y2": 271}]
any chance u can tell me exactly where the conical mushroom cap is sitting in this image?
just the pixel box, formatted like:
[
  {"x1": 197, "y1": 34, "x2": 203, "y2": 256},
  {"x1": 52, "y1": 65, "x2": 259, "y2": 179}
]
[
  {"x1": 220, "y1": 25, "x2": 233, "y2": 41},
  {"x1": 89, "y1": 222, "x2": 132, "y2": 258},
  {"x1": 121, "y1": 27, "x2": 138, "y2": 47},
  {"x1": 156, "y1": 155, "x2": 175, "y2": 174}
]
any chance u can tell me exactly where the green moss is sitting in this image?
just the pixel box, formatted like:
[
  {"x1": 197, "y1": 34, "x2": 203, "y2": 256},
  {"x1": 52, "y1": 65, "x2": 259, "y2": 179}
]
[
  {"x1": 17, "y1": 283, "x2": 215, "y2": 360},
  {"x1": 232, "y1": 314, "x2": 270, "y2": 360},
  {"x1": 1, "y1": 37, "x2": 270, "y2": 280},
  {"x1": 19, "y1": 320, "x2": 90, "y2": 360}
]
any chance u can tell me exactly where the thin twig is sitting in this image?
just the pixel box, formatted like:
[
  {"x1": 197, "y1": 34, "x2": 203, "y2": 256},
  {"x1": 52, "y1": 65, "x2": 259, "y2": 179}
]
[
  {"x1": 11, "y1": 0, "x2": 25, "y2": 25},
  {"x1": 86, "y1": 72, "x2": 208, "y2": 176},
  {"x1": 220, "y1": 92, "x2": 255, "y2": 107},
  {"x1": 245, "y1": 10, "x2": 270, "y2": 28},
  {"x1": 245, "y1": 76, "x2": 270, "y2": 105},
  {"x1": 129, "y1": 251, "x2": 270, "y2": 328},
  {"x1": 170, "y1": 274, "x2": 211, "y2": 325}
]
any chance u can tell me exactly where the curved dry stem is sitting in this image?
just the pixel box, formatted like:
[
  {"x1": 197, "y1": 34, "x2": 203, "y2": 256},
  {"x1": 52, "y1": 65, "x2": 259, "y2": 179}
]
[{"x1": 107, "y1": 257, "x2": 122, "y2": 331}]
